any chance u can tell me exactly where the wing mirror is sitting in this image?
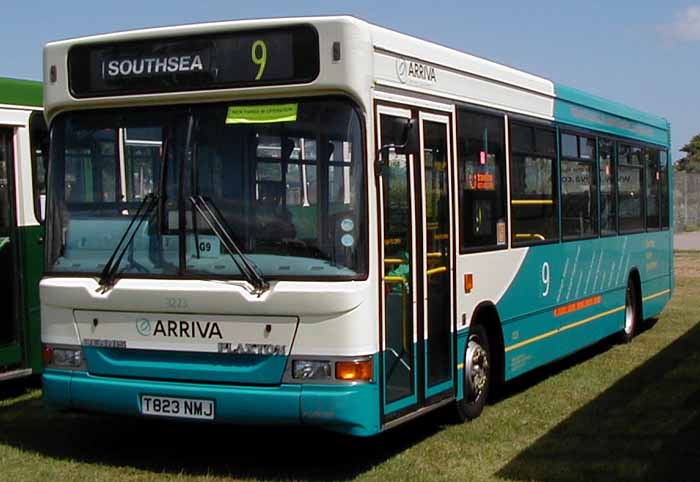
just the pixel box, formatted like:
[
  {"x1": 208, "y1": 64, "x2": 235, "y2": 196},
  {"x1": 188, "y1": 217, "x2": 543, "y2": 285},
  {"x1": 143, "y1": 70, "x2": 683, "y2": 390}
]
[{"x1": 375, "y1": 118, "x2": 420, "y2": 176}]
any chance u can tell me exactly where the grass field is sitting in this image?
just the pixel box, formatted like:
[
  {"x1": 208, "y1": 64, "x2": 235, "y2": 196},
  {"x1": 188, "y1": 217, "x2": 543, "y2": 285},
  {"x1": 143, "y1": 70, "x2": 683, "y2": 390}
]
[{"x1": 1, "y1": 253, "x2": 699, "y2": 481}]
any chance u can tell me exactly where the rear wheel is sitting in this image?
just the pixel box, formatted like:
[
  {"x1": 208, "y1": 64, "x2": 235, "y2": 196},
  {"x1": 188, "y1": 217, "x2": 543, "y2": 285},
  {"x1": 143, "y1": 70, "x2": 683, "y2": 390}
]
[
  {"x1": 454, "y1": 324, "x2": 491, "y2": 421},
  {"x1": 619, "y1": 276, "x2": 640, "y2": 344}
]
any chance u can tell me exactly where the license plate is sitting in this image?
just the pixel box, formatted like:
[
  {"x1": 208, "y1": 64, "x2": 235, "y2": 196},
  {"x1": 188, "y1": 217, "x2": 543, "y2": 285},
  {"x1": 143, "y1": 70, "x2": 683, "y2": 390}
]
[{"x1": 140, "y1": 395, "x2": 215, "y2": 420}]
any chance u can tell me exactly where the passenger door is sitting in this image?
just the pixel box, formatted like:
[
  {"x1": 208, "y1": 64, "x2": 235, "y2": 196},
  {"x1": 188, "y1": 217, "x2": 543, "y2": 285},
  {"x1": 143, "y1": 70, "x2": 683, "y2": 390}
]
[
  {"x1": 377, "y1": 105, "x2": 455, "y2": 421},
  {"x1": 0, "y1": 127, "x2": 21, "y2": 368},
  {"x1": 419, "y1": 112, "x2": 455, "y2": 399}
]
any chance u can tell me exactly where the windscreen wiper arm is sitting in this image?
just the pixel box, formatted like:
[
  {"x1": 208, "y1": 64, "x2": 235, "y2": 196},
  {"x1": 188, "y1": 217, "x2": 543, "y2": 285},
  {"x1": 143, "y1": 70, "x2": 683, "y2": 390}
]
[
  {"x1": 189, "y1": 194, "x2": 269, "y2": 295},
  {"x1": 97, "y1": 193, "x2": 159, "y2": 292}
]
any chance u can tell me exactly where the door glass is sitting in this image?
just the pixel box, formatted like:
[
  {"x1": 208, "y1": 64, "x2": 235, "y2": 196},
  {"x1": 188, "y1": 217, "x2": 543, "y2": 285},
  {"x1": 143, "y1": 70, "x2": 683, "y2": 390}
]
[
  {"x1": 423, "y1": 120, "x2": 452, "y2": 389},
  {"x1": 0, "y1": 128, "x2": 16, "y2": 346},
  {"x1": 381, "y1": 114, "x2": 415, "y2": 406}
]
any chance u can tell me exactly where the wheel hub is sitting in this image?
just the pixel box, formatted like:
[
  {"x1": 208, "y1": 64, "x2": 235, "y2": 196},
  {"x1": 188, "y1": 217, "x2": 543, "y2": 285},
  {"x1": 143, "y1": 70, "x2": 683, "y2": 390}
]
[{"x1": 465, "y1": 338, "x2": 489, "y2": 400}]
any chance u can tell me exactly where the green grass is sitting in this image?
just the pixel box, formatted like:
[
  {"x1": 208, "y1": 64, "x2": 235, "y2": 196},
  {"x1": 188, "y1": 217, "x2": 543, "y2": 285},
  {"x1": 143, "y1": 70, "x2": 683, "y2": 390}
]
[{"x1": 2, "y1": 253, "x2": 699, "y2": 481}]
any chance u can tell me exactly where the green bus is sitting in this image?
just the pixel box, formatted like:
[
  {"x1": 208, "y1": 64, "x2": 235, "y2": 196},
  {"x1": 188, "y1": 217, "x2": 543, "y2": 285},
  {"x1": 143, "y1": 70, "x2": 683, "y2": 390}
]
[{"x1": 0, "y1": 77, "x2": 48, "y2": 381}]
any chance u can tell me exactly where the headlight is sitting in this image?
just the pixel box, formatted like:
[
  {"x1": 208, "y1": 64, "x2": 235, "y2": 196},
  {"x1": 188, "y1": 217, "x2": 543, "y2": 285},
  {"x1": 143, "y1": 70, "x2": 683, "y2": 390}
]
[
  {"x1": 43, "y1": 345, "x2": 85, "y2": 369},
  {"x1": 292, "y1": 360, "x2": 331, "y2": 380}
]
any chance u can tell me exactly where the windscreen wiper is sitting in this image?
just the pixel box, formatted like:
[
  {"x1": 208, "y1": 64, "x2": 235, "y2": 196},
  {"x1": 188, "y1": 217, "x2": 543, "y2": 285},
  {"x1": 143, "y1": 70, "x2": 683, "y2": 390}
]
[
  {"x1": 189, "y1": 194, "x2": 269, "y2": 295},
  {"x1": 97, "y1": 193, "x2": 159, "y2": 292}
]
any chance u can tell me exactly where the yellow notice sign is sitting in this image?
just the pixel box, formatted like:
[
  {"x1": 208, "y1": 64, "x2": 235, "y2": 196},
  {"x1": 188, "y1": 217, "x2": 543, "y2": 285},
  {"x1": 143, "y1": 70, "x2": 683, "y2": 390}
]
[{"x1": 225, "y1": 104, "x2": 298, "y2": 124}]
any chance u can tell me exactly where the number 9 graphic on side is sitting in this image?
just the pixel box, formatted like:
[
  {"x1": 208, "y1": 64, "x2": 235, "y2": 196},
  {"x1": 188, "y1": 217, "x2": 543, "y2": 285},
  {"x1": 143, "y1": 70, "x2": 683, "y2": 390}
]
[
  {"x1": 251, "y1": 40, "x2": 268, "y2": 80},
  {"x1": 541, "y1": 261, "x2": 550, "y2": 297}
]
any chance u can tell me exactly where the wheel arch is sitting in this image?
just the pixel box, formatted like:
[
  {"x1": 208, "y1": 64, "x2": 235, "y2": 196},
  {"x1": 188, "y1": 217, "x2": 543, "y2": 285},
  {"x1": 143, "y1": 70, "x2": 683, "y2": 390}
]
[
  {"x1": 469, "y1": 301, "x2": 505, "y2": 389},
  {"x1": 628, "y1": 267, "x2": 643, "y2": 320}
]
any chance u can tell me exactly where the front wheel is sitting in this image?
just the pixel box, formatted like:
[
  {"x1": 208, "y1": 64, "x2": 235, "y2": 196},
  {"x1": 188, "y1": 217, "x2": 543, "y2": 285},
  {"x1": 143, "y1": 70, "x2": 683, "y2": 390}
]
[
  {"x1": 454, "y1": 324, "x2": 491, "y2": 421},
  {"x1": 619, "y1": 277, "x2": 640, "y2": 344}
]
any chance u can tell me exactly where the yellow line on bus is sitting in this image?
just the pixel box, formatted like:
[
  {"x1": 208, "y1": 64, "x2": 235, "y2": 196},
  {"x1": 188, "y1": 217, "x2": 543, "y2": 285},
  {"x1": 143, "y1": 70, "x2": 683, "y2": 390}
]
[
  {"x1": 558, "y1": 306, "x2": 625, "y2": 333},
  {"x1": 505, "y1": 328, "x2": 560, "y2": 352},
  {"x1": 503, "y1": 288, "x2": 672, "y2": 353},
  {"x1": 643, "y1": 288, "x2": 671, "y2": 302}
]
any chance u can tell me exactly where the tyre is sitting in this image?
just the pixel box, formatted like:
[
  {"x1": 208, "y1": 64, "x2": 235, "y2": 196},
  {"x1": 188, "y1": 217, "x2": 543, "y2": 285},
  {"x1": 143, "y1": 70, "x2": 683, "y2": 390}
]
[
  {"x1": 619, "y1": 276, "x2": 640, "y2": 344},
  {"x1": 454, "y1": 323, "x2": 491, "y2": 421}
]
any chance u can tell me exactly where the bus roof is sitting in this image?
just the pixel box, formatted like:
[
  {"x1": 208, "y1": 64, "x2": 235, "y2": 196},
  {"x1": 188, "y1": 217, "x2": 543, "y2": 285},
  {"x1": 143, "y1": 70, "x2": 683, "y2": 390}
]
[
  {"x1": 43, "y1": 15, "x2": 668, "y2": 140},
  {"x1": 365, "y1": 19, "x2": 669, "y2": 132},
  {"x1": 0, "y1": 77, "x2": 42, "y2": 108}
]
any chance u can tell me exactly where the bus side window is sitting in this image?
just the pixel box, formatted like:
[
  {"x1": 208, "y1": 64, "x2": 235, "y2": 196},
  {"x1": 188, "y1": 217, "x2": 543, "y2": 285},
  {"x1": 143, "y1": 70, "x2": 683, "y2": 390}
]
[
  {"x1": 599, "y1": 138, "x2": 617, "y2": 236},
  {"x1": 560, "y1": 132, "x2": 598, "y2": 240},
  {"x1": 645, "y1": 146, "x2": 660, "y2": 230},
  {"x1": 618, "y1": 143, "x2": 644, "y2": 233},
  {"x1": 457, "y1": 108, "x2": 507, "y2": 251},
  {"x1": 510, "y1": 123, "x2": 558, "y2": 245}
]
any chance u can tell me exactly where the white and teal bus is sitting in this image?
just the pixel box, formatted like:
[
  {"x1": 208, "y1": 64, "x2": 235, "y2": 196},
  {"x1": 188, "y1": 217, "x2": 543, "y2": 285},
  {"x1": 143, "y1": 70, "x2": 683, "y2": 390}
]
[
  {"x1": 41, "y1": 16, "x2": 672, "y2": 436},
  {"x1": 0, "y1": 77, "x2": 48, "y2": 382}
]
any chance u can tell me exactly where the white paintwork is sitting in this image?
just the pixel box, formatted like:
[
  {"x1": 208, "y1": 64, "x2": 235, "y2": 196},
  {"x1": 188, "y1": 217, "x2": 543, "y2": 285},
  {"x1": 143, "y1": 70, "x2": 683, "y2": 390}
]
[
  {"x1": 0, "y1": 107, "x2": 40, "y2": 228},
  {"x1": 374, "y1": 90, "x2": 454, "y2": 114},
  {"x1": 454, "y1": 248, "x2": 528, "y2": 330},
  {"x1": 74, "y1": 310, "x2": 298, "y2": 353},
  {"x1": 41, "y1": 277, "x2": 380, "y2": 356},
  {"x1": 373, "y1": 51, "x2": 554, "y2": 120}
]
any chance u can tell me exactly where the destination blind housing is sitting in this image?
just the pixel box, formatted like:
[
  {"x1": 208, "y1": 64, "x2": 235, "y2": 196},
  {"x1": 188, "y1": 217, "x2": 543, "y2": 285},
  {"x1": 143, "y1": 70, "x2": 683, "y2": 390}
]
[{"x1": 68, "y1": 25, "x2": 319, "y2": 97}]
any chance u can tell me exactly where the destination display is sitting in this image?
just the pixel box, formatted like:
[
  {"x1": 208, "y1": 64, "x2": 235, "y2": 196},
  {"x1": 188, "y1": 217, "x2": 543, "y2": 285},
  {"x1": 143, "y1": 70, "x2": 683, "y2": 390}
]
[{"x1": 68, "y1": 26, "x2": 319, "y2": 97}]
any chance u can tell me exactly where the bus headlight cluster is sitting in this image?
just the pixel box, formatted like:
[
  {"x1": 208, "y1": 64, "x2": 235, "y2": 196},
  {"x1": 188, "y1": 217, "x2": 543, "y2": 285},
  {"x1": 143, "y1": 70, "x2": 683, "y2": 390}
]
[
  {"x1": 42, "y1": 345, "x2": 85, "y2": 369},
  {"x1": 289, "y1": 357, "x2": 374, "y2": 383},
  {"x1": 292, "y1": 360, "x2": 331, "y2": 380}
]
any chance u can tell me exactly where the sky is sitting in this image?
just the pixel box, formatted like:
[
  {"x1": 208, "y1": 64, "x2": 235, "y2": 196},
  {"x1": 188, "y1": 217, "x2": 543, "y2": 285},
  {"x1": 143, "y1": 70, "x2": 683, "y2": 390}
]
[{"x1": 2, "y1": 1, "x2": 698, "y2": 160}]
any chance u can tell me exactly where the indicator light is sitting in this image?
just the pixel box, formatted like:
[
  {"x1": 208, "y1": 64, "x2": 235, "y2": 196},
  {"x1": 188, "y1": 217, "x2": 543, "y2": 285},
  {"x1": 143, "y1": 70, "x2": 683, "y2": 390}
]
[{"x1": 335, "y1": 359, "x2": 373, "y2": 381}]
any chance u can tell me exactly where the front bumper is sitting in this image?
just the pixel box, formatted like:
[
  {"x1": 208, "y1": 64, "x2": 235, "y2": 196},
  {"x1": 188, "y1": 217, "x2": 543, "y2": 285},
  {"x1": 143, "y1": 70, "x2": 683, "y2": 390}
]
[{"x1": 43, "y1": 369, "x2": 380, "y2": 436}]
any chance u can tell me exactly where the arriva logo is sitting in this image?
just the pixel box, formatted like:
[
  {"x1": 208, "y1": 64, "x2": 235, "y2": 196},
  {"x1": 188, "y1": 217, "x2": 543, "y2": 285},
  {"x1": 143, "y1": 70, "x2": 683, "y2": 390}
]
[
  {"x1": 395, "y1": 57, "x2": 437, "y2": 85},
  {"x1": 135, "y1": 319, "x2": 223, "y2": 339},
  {"x1": 136, "y1": 318, "x2": 153, "y2": 336}
]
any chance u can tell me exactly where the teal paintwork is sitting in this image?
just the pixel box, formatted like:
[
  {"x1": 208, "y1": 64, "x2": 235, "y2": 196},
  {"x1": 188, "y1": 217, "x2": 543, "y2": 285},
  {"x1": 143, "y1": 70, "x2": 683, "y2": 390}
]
[
  {"x1": 554, "y1": 84, "x2": 670, "y2": 146},
  {"x1": 496, "y1": 231, "x2": 672, "y2": 380},
  {"x1": 382, "y1": 341, "x2": 418, "y2": 415},
  {"x1": 456, "y1": 331, "x2": 468, "y2": 401},
  {"x1": 84, "y1": 347, "x2": 289, "y2": 385},
  {"x1": 300, "y1": 382, "x2": 380, "y2": 436},
  {"x1": 43, "y1": 361, "x2": 381, "y2": 436}
]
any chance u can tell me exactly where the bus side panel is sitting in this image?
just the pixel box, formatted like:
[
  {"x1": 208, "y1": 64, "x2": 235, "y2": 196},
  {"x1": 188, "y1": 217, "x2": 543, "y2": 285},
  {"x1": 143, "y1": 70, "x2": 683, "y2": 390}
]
[
  {"x1": 497, "y1": 231, "x2": 672, "y2": 381},
  {"x1": 641, "y1": 275, "x2": 672, "y2": 320}
]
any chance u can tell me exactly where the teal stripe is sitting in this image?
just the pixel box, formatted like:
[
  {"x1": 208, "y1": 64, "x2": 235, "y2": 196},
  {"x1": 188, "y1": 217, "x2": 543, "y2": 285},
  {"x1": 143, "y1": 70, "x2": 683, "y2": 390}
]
[{"x1": 554, "y1": 83, "x2": 669, "y2": 146}]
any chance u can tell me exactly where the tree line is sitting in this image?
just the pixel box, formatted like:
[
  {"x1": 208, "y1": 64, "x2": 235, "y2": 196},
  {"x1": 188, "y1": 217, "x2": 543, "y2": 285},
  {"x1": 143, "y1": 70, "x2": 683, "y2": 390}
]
[{"x1": 676, "y1": 132, "x2": 700, "y2": 172}]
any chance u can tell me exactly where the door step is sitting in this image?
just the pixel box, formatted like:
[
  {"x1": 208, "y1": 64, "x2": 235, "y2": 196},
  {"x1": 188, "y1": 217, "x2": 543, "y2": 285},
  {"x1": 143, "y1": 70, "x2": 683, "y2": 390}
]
[{"x1": 0, "y1": 368, "x2": 32, "y2": 381}]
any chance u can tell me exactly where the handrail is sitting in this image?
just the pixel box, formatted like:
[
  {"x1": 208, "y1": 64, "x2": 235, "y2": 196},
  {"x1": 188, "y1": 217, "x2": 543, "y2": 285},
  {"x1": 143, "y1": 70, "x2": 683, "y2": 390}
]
[
  {"x1": 511, "y1": 199, "x2": 554, "y2": 205},
  {"x1": 385, "y1": 275, "x2": 407, "y2": 284},
  {"x1": 514, "y1": 233, "x2": 546, "y2": 241},
  {"x1": 426, "y1": 266, "x2": 448, "y2": 276},
  {"x1": 384, "y1": 258, "x2": 407, "y2": 265}
]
